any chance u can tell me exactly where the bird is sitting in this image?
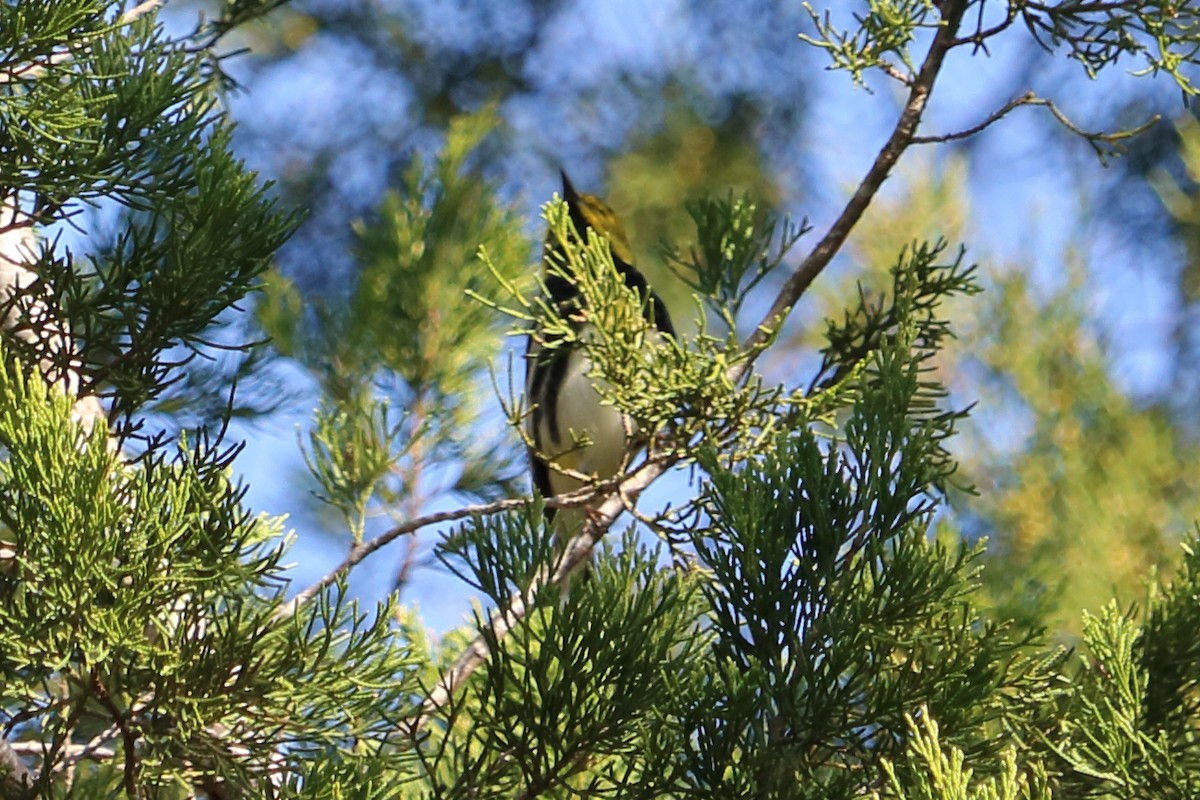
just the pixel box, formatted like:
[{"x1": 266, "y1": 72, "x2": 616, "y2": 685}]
[{"x1": 525, "y1": 172, "x2": 674, "y2": 524}]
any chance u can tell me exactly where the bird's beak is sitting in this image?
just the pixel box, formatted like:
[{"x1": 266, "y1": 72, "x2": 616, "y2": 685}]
[{"x1": 560, "y1": 170, "x2": 578, "y2": 203}]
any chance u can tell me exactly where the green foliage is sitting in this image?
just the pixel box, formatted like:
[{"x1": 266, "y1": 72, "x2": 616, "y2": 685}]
[
  {"x1": 811, "y1": 239, "x2": 980, "y2": 400},
  {"x1": 1052, "y1": 602, "x2": 1200, "y2": 796},
  {"x1": 1022, "y1": 1, "x2": 1200, "y2": 92},
  {"x1": 0, "y1": 4, "x2": 296, "y2": 433},
  {"x1": 802, "y1": 1, "x2": 1200, "y2": 95},
  {"x1": 0, "y1": 344, "x2": 421, "y2": 796},
  {"x1": 801, "y1": 0, "x2": 936, "y2": 86},
  {"x1": 0, "y1": 1, "x2": 425, "y2": 795},
  {"x1": 671, "y1": 319, "x2": 1062, "y2": 798},
  {"x1": 303, "y1": 398, "x2": 399, "y2": 543},
  {"x1": 263, "y1": 108, "x2": 530, "y2": 536},
  {"x1": 664, "y1": 192, "x2": 809, "y2": 326},
  {"x1": 1142, "y1": 530, "x2": 1200, "y2": 733},
  {"x1": 877, "y1": 712, "x2": 1053, "y2": 800},
  {"x1": 430, "y1": 526, "x2": 706, "y2": 797},
  {"x1": 0, "y1": 11, "x2": 216, "y2": 211}
]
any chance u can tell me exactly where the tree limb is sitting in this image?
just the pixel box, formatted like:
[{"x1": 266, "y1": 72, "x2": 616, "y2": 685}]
[
  {"x1": 729, "y1": 0, "x2": 969, "y2": 384},
  {"x1": 406, "y1": 455, "x2": 672, "y2": 735}
]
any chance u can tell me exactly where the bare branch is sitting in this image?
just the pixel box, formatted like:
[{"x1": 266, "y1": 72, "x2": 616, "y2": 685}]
[
  {"x1": 731, "y1": 0, "x2": 970, "y2": 382},
  {"x1": 911, "y1": 90, "x2": 1041, "y2": 144},
  {"x1": 952, "y1": 2, "x2": 1020, "y2": 51},
  {"x1": 911, "y1": 91, "x2": 1161, "y2": 155},
  {"x1": 878, "y1": 58, "x2": 915, "y2": 87},
  {"x1": 273, "y1": 491, "x2": 597, "y2": 622}
]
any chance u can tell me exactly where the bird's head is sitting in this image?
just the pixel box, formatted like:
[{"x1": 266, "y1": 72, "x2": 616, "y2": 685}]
[{"x1": 555, "y1": 171, "x2": 636, "y2": 268}]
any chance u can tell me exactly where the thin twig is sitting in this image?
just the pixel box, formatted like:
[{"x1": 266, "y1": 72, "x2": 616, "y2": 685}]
[
  {"x1": 878, "y1": 59, "x2": 915, "y2": 87},
  {"x1": 273, "y1": 487, "x2": 607, "y2": 622},
  {"x1": 951, "y1": 2, "x2": 1019, "y2": 51},
  {"x1": 911, "y1": 91, "x2": 1039, "y2": 143},
  {"x1": 89, "y1": 669, "x2": 140, "y2": 799},
  {"x1": 911, "y1": 90, "x2": 1160, "y2": 148},
  {"x1": 10, "y1": 736, "x2": 116, "y2": 765}
]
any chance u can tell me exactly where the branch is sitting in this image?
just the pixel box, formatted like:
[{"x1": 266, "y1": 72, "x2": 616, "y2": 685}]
[
  {"x1": 406, "y1": 455, "x2": 673, "y2": 734},
  {"x1": 911, "y1": 90, "x2": 1039, "y2": 144},
  {"x1": 89, "y1": 670, "x2": 139, "y2": 799},
  {"x1": 877, "y1": 58, "x2": 915, "y2": 87},
  {"x1": 730, "y1": 0, "x2": 969, "y2": 383},
  {"x1": 951, "y1": 2, "x2": 1019, "y2": 52},
  {"x1": 120, "y1": 0, "x2": 166, "y2": 24},
  {"x1": 911, "y1": 91, "x2": 1160, "y2": 152},
  {"x1": 272, "y1": 486, "x2": 616, "y2": 622}
]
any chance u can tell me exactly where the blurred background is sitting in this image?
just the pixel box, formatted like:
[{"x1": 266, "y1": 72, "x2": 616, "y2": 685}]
[{"x1": 160, "y1": 0, "x2": 1200, "y2": 640}]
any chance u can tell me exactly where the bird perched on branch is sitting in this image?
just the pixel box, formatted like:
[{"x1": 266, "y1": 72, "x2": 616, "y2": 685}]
[{"x1": 525, "y1": 172, "x2": 674, "y2": 522}]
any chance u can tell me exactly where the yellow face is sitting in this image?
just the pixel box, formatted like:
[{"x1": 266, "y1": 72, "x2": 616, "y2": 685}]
[
  {"x1": 547, "y1": 173, "x2": 637, "y2": 273},
  {"x1": 570, "y1": 191, "x2": 636, "y2": 267}
]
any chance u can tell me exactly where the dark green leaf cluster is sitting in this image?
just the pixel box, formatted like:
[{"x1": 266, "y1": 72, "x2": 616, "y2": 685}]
[
  {"x1": 0, "y1": 348, "x2": 422, "y2": 796},
  {"x1": 0, "y1": 4, "x2": 296, "y2": 434},
  {"x1": 430, "y1": 524, "x2": 706, "y2": 798},
  {"x1": 811, "y1": 239, "x2": 978, "y2": 391},
  {"x1": 1142, "y1": 529, "x2": 1200, "y2": 736},
  {"x1": 0, "y1": 11, "x2": 217, "y2": 214},
  {"x1": 669, "y1": 324, "x2": 1062, "y2": 798}
]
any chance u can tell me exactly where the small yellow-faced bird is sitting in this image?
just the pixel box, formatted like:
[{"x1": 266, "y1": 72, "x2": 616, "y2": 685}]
[{"x1": 526, "y1": 172, "x2": 674, "y2": 522}]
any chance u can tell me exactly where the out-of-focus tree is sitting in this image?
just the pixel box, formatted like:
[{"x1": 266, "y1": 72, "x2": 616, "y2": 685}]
[{"x1": 826, "y1": 152, "x2": 1200, "y2": 640}]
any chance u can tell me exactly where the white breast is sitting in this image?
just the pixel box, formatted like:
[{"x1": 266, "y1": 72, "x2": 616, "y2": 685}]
[{"x1": 530, "y1": 330, "x2": 634, "y2": 498}]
